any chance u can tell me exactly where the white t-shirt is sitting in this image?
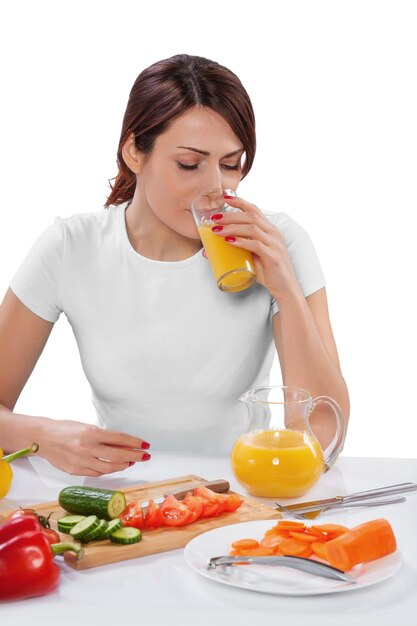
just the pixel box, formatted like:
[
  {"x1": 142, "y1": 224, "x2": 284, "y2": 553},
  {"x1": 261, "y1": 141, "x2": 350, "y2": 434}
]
[{"x1": 10, "y1": 202, "x2": 326, "y2": 452}]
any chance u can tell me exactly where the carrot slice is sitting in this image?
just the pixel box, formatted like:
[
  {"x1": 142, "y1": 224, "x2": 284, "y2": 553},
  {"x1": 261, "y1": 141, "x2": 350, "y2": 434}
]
[
  {"x1": 231, "y1": 539, "x2": 260, "y2": 550},
  {"x1": 238, "y1": 546, "x2": 276, "y2": 557},
  {"x1": 308, "y1": 527, "x2": 329, "y2": 540},
  {"x1": 324, "y1": 518, "x2": 397, "y2": 572},
  {"x1": 311, "y1": 524, "x2": 349, "y2": 534},
  {"x1": 274, "y1": 529, "x2": 292, "y2": 537},
  {"x1": 289, "y1": 530, "x2": 319, "y2": 543},
  {"x1": 275, "y1": 520, "x2": 306, "y2": 530},
  {"x1": 260, "y1": 534, "x2": 286, "y2": 549},
  {"x1": 326, "y1": 529, "x2": 350, "y2": 540},
  {"x1": 279, "y1": 538, "x2": 313, "y2": 558},
  {"x1": 263, "y1": 528, "x2": 285, "y2": 538},
  {"x1": 311, "y1": 541, "x2": 329, "y2": 560}
]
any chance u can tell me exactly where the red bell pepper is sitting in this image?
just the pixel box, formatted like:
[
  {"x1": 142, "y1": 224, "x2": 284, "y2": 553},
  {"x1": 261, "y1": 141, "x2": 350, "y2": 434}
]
[{"x1": 0, "y1": 514, "x2": 83, "y2": 602}]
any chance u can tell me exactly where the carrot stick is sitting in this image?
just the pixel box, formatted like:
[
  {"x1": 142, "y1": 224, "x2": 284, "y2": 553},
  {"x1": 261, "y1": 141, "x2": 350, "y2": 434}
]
[{"x1": 324, "y1": 518, "x2": 397, "y2": 571}]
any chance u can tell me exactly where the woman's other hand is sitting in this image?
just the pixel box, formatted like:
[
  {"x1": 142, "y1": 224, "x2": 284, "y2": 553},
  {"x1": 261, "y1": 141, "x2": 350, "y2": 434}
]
[{"x1": 37, "y1": 418, "x2": 151, "y2": 476}]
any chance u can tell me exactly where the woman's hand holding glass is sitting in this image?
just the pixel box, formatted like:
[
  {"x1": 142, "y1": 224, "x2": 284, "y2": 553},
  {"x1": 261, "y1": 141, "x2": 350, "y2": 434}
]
[
  {"x1": 37, "y1": 419, "x2": 151, "y2": 476},
  {"x1": 209, "y1": 194, "x2": 301, "y2": 300}
]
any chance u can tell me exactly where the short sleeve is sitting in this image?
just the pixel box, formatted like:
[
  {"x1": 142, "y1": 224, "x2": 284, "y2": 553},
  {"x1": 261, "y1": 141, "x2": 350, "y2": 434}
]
[
  {"x1": 265, "y1": 212, "x2": 327, "y2": 316},
  {"x1": 9, "y1": 218, "x2": 65, "y2": 323}
]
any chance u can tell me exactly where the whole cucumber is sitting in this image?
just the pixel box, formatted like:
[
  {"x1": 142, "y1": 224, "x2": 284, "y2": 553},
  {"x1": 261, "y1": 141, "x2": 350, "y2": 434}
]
[{"x1": 58, "y1": 486, "x2": 126, "y2": 520}]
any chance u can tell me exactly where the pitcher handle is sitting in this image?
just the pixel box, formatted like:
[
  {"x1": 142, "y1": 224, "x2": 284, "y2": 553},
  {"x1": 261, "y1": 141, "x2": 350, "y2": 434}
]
[{"x1": 308, "y1": 396, "x2": 347, "y2": 473}]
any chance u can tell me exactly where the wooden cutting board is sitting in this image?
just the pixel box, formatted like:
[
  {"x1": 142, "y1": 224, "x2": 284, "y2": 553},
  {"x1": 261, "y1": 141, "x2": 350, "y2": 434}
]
[{"x1": 1, "y1": 474, "x2": 281, "y2": 570}]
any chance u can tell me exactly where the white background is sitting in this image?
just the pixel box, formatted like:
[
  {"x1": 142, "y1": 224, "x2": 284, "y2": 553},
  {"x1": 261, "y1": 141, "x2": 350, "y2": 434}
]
[{"x1": 0, "y1": 0, "x2": 416, "y2": 458}]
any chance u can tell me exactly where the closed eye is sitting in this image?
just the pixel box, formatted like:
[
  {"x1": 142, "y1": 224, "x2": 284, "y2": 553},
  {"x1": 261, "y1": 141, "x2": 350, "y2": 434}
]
[{"x1": 177, "y1": 162, "x2": 241, "y2": 171}]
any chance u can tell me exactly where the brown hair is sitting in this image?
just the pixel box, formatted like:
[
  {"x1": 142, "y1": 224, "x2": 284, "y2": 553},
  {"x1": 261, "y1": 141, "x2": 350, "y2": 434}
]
[{"x1": 105, "y1": 54, "x2": 256, "y2": 208}]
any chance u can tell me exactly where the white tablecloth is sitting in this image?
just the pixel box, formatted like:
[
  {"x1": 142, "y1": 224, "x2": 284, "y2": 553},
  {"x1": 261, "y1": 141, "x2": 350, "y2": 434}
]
[{"x1": 1, "y1": 452, "x2": 416, "y2": 626}]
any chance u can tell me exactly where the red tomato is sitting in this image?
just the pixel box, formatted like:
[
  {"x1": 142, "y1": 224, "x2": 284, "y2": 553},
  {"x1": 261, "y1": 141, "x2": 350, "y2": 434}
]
[
  {"x1": 6, "y1": 508, "x2": 54, "y2": 528},
  {"x1": 144, "y1": 500, "x2": 163, "y2": 529},
  {"x1": 119, "y1": 500, "x2": 145, "y2": 530},
  {"x1": 6, "y1": 510, "x2": 39, "y2": 521},
  {"x1": 160, "y1": 495, "x2": 193, "y2": 527},
  {"x1": 183, "y1": 494, "x2": 203, "y2": 523},
  {"x1": 42, "y1": 527, "x2": 61, "y2": 544}
]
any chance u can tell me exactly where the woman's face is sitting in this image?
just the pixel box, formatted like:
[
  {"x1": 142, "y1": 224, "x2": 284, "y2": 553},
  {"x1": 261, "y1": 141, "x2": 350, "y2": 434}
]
[{"x1": 132, "y1": 106, "x2": 245, "y2": 239}]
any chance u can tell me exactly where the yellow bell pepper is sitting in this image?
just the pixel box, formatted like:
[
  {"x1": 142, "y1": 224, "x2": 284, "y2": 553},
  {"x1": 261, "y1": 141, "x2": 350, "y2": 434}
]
[{"x1": 0, "y1": 443, "x2": 39, "y2": 498}]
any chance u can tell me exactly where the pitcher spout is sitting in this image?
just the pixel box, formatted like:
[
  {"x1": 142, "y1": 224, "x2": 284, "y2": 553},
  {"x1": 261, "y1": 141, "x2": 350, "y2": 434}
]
[{"x1": 238, "y1": 390, "x2": 252, "y2": 405}]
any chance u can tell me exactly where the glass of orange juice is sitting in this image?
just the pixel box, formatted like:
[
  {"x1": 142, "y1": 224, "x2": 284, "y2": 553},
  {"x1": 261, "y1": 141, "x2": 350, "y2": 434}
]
[
  {"x1": 231, "y1": 386, "x2": 347, "y2": 498},
  {"x1": 191, "y1": 188, "x2": 256, "y2": 292}
]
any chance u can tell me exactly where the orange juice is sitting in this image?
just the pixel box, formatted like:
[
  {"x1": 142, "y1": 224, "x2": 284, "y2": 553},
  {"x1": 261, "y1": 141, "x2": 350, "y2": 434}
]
[
  {"x1": 230, "y1": 429, "x2": 325, "y2": 498},
  {"x1": 198, "y1": 224, "x2": 256, "y2": 292}
]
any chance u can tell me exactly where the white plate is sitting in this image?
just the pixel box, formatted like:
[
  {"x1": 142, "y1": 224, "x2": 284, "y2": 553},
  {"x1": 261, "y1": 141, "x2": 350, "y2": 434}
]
[{"x1": 184, "y1": 519, "x2": 402, "y2": 596}]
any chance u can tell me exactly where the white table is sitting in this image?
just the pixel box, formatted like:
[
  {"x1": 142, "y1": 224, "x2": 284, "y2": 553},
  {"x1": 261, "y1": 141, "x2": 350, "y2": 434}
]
[{"x1": 1, "y1": 453, "x2": 416, "y2": 626}]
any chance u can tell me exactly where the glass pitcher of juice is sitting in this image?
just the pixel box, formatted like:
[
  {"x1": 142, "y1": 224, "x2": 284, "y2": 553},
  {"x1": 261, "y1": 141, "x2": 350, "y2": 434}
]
[{"x1": 231, "y1": 386, "x2": 347, "y2": 498}]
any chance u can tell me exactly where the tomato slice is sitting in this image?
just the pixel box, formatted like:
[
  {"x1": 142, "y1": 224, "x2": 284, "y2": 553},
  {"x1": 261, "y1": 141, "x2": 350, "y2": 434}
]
[
  {"x1": 119, "y1": 500, "x2": 145, "y2": 530},
  {"x1": 183, "y1": 494, "x2": 203, "y2": 523},
  {"x1": 160, "y1": 495, "x2": 193, "y2": 527},
  {"x1": 223, "y1": 493, "x2": 243, "y2": 512},
  {"x1": 144, "y1": 500, "x2": 163, "y2": 529},
  {"x1": 194, "y1": 487, "x2": 222, "y2": 518}
]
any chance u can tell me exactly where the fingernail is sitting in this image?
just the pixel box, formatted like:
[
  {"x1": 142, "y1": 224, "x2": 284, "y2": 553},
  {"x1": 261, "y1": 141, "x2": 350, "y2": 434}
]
[
  {"x1": 210, "y1": 213, "x2": 223, "y2": 221},
  {"x1": 211, "y1": 225, "x2": 223, "y2": 232},
  {"x1": 142, "y1": 453, "x2": 151, "y2": 461},
  {"x1": 225, "y1": 236, "x2": 236, "y2": 242},
  {"x1": 128, "y1": 461, "x2": 135, "y2": 467},
  {"x1": 141, "y1": 441, "x2": 150, "y2": 449},
  {"x1": 224, "y1": 195, "x2": 234, "y2": 199}
]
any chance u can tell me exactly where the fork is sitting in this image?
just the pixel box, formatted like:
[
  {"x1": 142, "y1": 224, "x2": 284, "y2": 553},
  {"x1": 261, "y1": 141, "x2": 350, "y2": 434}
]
[{"x1": 275, "y1": 496, "x2": 406, "y2": 519}]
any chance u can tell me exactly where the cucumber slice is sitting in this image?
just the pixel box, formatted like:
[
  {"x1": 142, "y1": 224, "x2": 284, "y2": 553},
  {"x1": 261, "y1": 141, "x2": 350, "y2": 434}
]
[
  {"x1": 57, "y1": 515, "x2": 87, "y2": 533},
  {"x1": 110, "y1": 527, "x2": 142, "y2": 545},
  {"x1": 59, "y1": 486, "x2": 127, "y2": 520},
  {"x1": 102, "y1": 518, "x2": 123, "y2": 537},
  {"x1": 70, "y1": 515, "x2": 100, "y2": 541},
  {"x1": 84, "y1": 519, "x2": 109, "y2": 542}
]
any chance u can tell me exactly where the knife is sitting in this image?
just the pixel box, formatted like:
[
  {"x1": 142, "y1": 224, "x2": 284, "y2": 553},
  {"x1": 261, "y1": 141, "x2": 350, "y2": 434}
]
[
  {"x1": 274, "y1": 482, "x2": 417, "y2": 513},
  {"x1": 138, "y1": 479, "x2": 230, "y2": 509}
]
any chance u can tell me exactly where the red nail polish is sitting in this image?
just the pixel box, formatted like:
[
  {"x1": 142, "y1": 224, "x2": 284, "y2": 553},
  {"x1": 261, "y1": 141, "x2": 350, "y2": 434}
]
[
  {"x1": 211, "y1": 225, "x2": 223, "y2": 232},
  {"x1": 210, "y1": 213, "x2": 223, "y2": 220},
  {"x1": 128, "y1": 461, "x2": 135, "y2": 467},
  {"x1": 224, "y1": 195, "x2": 234, "y2": 199},
  {"x1": 225, "y1": 236, "x2": 236, "y2": 242},
  {"x1": 141, "y1": 441, "x2": 150, "y2": 449},
  {"x1": 142, "y1": 453, "x2": 151, "y2": 461}
]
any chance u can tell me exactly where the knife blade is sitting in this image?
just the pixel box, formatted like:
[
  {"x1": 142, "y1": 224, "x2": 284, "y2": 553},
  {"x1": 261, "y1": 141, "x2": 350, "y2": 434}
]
[
  {"x1": 139, "y1": 478, "x2": 230, "y2": 509},
  {"x1": 274, "y1": 482, "x2": 417, "y2": 513}
]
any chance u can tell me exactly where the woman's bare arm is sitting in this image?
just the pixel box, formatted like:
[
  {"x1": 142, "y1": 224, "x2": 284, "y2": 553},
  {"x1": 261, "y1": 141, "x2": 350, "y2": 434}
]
[
  {"x1": 273, "y1": 287, "x2": 350, "y2": 450},
  {"x1": 0, "y1": 288, "x2": 151, "y2": 474}
]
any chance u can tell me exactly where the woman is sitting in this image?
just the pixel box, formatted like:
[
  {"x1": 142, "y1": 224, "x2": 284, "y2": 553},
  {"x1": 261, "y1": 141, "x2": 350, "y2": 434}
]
[{"x1": 0, "y1": 54, "x2": 349, "y2": 476}]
